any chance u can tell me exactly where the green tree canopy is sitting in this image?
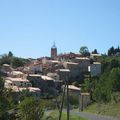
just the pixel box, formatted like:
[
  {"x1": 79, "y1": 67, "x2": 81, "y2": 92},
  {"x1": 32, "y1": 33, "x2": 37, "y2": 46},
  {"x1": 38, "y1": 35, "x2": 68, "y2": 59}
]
[
  {"x1": 92, "y1": 67, "x2": 120, "y2": 102},
  {"x1": 18, "y1": 97, "x2": 44, "y2": 120},
  {"x1": 92, "y1": 49, "x2": 98, "y2": 54},
  {"x1": 79, "y1": 46, "x2": 90, "y2": 56},
  {"x1": 108, "y1": 46, "x2": 120, "y2": 56},
  {"x1": 8, "y1": 51, "x2": 13, "y2": 58},
  {"x1": 0, "y1": 54, "x2": 11, "y2": 65},
  {"x1": 11, "y1": 57, "x2": 25, "y2": 68},
  {"x1": 109, "y1": 68, "x2": 120, "y2": 92},
  {"x1": 0, "y1": 77, "x2": 15, "y2": 120}
]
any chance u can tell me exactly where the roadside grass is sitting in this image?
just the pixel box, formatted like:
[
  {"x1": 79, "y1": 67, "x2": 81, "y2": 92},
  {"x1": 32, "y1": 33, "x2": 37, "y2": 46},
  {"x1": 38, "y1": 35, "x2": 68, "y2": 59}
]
[
  {"x1": 44, "y1": 110, "x2": 88, "y2": 120},
  {"x1": 85, "y1": 102, "x2": 120, "y2": 118}
]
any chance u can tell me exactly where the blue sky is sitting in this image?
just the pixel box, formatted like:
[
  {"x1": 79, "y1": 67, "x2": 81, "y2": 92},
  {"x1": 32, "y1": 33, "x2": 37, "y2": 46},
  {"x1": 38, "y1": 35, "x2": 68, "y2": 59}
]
[{"x1": 0, "y1": 0, "x2": 120, "y2": 58}]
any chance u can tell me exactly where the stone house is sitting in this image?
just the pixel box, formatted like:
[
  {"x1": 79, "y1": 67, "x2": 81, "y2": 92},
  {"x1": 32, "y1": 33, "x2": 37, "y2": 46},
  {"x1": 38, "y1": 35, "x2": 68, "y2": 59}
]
[
  {"x1": 73, "y1": 57, "x2": 90, "y2": 73},
  {"x1": 27, "y1": 74, "x2": 56, "y2": 95},
  {"x1": 88, "y1": 62, "x2": 101, "y2": 76}
]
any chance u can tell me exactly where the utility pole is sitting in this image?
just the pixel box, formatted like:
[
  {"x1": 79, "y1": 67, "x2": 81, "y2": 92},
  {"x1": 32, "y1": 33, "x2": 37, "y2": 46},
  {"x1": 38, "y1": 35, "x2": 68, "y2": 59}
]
[
  {"x1": 79, "y1": 92, "x2": 81, "y2": 112},
  {"x1": 66, "y1": 74, "x2": 69, "y2": 120},
  {"x1": 59, "y1": 81, "x2": 66, "y2": 120},
  {"x1": 58, "y1": 69, "x2": 70, "y2": 120},
  {"x1": 81, "y1": 94, "x2": 84, "y2": 111}
]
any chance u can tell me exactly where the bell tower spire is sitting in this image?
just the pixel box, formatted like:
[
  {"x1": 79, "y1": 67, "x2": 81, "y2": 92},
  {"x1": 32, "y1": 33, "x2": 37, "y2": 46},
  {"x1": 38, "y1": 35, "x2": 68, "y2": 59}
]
[{"x1": 52, "y1": 41, "x2": 56, "y2": 48}]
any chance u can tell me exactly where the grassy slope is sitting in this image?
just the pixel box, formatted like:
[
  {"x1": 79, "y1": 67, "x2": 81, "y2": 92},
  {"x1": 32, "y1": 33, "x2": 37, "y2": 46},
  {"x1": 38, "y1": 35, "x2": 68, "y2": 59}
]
[
  {"x1": 85, "y1": 102, "x2": 120, "y2": 118},
  {"x1": 45, "y1": 110, "x2": 88, "y2": 120}
]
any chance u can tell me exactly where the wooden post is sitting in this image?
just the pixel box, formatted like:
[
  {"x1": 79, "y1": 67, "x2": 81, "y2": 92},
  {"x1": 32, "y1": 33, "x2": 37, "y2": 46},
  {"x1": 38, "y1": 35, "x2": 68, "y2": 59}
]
[{"x1": 66, "y1": 75, "x2": 69, "y2": 120}]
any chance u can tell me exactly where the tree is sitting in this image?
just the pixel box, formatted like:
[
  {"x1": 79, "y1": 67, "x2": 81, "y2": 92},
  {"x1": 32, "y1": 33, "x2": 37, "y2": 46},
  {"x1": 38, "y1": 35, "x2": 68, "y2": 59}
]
[
  {"x1": 0, "y1": 77, "x2": 4, "y2": 91},
  {"x1": 110, "y1": 59, "x2": 119, "y2": 69},
  {"x1": 0, "y1": 78, "x2": 7, "y2": 119},
  {"x1": 108, "y1": 46, "x2": 120, "y2": 56},
  {"x1": 117, "y1": 46, "x2": 120, "y2": 53},
  {"x1": 114, "y1": 46, "x2": 120, "y2": 55},
  {"x1": 82, "y1": 75, "x2": 99, "y2": 101},
  {"x1": 109, "y1": 68, "x2": 120, "y2": 91},
  {"x1": 11, "y1": 57, "x2": 25, "y2": 68},
  {"x1": 93, "y1": 84, "x2": 112, "y2": 102},
  {"x1": 0, "y1": 54, "x2": 11, "y2": 65},
  {"x1": 108, "y1": 46, "x2": 115, "y2": 56},
  {"x1": 93, "y1": 72, "x2": 112, "y2": 102},
  {"x1": 92, "y1": 49, "x2": 98, "y2": 54},
  {"x1": 8, "y1": 51, "x2": 13, "y2": 58},
  {"x1": 18, "y1": 97, "x2": 44, "y2": 120},
  {"x1": 0, "y1": 52, "x2": 27, "y2": 67},
  {"x1": 0, "y1": 77, "x2": 15, "y2": 120},
  {"x1": 92, "y1": 67, "x2": 120, "y2": 102},
  {"x1": 79, "y1": 46, "x2": 90, "y2": 56}
]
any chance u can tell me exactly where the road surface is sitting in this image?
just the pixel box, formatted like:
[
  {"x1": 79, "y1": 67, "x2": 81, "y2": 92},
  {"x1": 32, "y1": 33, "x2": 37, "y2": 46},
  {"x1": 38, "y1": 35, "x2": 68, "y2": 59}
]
[{"x1": 70, "y1": 110, "x2": 120, "y2": 120}]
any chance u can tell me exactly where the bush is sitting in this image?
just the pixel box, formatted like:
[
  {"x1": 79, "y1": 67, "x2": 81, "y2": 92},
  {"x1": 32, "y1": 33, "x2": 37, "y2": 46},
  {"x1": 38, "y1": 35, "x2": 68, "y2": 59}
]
[
  {"x1": 112, "y1": 92, "x2": 120, "y2": 103},
  {"x1": 63, "y1": 92, "x2": 79, "y2": 107}
]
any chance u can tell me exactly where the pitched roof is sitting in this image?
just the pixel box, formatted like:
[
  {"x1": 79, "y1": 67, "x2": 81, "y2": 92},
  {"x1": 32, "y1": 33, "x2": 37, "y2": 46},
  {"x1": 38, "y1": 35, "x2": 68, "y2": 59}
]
[{"x1": 68, "y1": 85, "x2": 81, "y2": 91}]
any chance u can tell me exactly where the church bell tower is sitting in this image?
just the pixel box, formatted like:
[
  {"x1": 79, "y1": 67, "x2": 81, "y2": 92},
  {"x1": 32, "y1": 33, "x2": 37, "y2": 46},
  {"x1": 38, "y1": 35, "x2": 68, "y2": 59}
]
[{"x1": 51, "y1": 42, "x2": 57, "y2": 59}]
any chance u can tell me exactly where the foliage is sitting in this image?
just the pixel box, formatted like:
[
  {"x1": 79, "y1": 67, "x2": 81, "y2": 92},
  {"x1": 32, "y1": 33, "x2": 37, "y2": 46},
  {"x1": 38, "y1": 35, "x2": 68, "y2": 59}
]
[
  {"x1": 0, "y1": 77, "x2": 15, "y2": 120},
  {"x1": 62, "y1": 92, "x2": 79, "y2": 107},
  {"x1": 82, "y1": 55, "x2": 120, "y2": 102},
  {"x1": 79, "y1": 46, "x2": 90, "y2": 56},
  {"x1": 0, "y1": 54, "x2": 11, "y2": 65},
  {"x1": 41, "y1": 99, "x2": 56, "y2": 110},
  {"x1": 0, "y1": 77, "x2": 8, "y2": 119},
  {"x1": 92, "y1": 67, "x2": 120, "y2": 102},
  {"x1": 108, "y1": 46, "x2": 120, "y2": 56},
  {"x1": 109, "y1": 68, "x2": 120, "y2": 91},
  {"x1": 0, "y1": 51, "x2": 26, "y2": 68},
  {"x1": 11, "y1": 57, "x2": 25, "y2": 68},
  {"x1": 17, "y1": 97, "x2": 44, "y2": 120},
  {"x1": 82, "y1": 75, "x2": 99, "y2": 100},
  {"x1": 19, "y1": 89, "x2": 31, "y2": 102},
  {"x1": 8, "y1": 51, "x2": 13, "y2": 58},
  {"x1": 92, "y1": 49, "x2": 98, "y2": 54},
  {"x1": 93, "y1": 83, "x2": 112, "y2": 102},
  {"x1": 68, "y1": 93, "x2": 79, "y2": 106},
  {"x1": 0, "y1": 94, "x2": 9, "y2": 119},
  {"x1": 0, "y1": 77, "x2": 4, "y2": 91},
  {"x1": 101, "y1": 58, "x2": 120, "y2": 73},
  {"x1": 112, "y1": 92, "x2": 120, "y2": 103}
]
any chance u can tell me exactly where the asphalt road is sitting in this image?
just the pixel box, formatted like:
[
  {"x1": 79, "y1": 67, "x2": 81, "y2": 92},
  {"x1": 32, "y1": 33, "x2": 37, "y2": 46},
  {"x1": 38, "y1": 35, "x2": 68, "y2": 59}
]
[
  {"x1": 70, "y1": 110, "x2": 120, "y2": 120},
  {"x1": 46, "y1": 109, "x2": 120, "y2": 120}
]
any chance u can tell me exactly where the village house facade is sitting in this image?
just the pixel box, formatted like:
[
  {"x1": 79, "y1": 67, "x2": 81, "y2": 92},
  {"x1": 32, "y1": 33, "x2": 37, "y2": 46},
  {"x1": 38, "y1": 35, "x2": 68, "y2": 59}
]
[
  {"x1": 27, "y1": 74, "x2": 57, "y2": 96},
  {"x1": 88, "y1": 62, "x2": 101, "y2": 76}
]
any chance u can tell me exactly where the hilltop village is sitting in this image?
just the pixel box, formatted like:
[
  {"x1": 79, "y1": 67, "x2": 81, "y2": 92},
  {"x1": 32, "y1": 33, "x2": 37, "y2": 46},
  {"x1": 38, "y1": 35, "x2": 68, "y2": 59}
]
[
  {"x1": 0, "y1": 44, "x2": 120, "y2": 119},
  {"x1": 0, "y1": 43, "x2": 101, "y2": 108}
]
